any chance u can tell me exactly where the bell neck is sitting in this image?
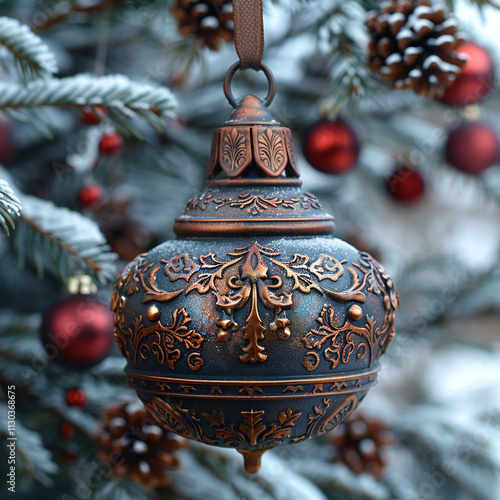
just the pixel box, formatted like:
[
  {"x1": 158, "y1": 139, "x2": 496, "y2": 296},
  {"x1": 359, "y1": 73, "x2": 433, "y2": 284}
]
[
  {"x1": 206, "y1": 95, "x2": 301, "y2": 181},
  {"x1": 173, "y1": 95, "x2": 336, "y2": 239}
]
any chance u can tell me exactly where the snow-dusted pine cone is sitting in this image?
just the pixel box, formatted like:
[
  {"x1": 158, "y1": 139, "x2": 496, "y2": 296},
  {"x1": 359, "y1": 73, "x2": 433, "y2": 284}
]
[
  {"x1": 329, "y1": 412, "x2": 394, "y2": 479},
  {"x1": 97, "y1": 400, "x2": 187, "y2": 489},
  {"x1": 172, "y1": 0, "x2": 233, "y2": 51},
  {"x1": 366, "y1": 0, "x2": 467, "y2": 98}
]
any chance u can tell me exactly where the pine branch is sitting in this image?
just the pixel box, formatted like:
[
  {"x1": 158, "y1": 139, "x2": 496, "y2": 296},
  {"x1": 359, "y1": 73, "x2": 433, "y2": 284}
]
[
  {"x1": 288, "y1": 459, "x2": 388, "y2": 500},
  {"x1": 0, "y1": 17, "x2": 58, "y2": 83},
  {"x1": 0, "y1": 368, "x2": 97, "y2": 443},
  {"x1": 93, "y1": 480, "x2": 151, "y2": 500},
  {"x1": 0, "y1": 178, "x2": 22, "y2": 236},
  {"x1": 0, "y1": 74, "x2": 177, "y2": 136},
  {"x1": 12, "y1": 195, "x2": 117, "y2": 285},
  {"x1": 32, "y1": 0, "x2": 126, "y2": 32},
  {"x1": 0, "y1": 403, "x2": 58, "y2": 487},
  {"x1": 315, "y1": 0, "x2": 383, "y2": 113},
  {"x1": 394, "y1": 408, "x2": 500, "y2": 500}
]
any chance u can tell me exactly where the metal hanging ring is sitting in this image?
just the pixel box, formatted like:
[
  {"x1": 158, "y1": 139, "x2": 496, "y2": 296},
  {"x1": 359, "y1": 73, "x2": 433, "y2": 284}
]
[{"x1": 223, "y1": 62, "x2": 276, "y2": 108}]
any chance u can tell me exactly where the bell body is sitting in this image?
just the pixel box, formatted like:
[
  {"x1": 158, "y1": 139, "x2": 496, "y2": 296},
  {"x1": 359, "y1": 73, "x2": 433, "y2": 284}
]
[{"x1": 112, "y1": 96, "x2": 398, "y2": 473}]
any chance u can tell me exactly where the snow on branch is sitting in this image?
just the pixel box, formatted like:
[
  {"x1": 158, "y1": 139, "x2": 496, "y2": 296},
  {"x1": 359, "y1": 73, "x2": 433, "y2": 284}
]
[
  {"x1": 0, "y1": 17, "x2": 58, "y2": 82},
  {"x1": 12, "y1": 195, "x2": 117, "y2": 285},
  {"x1": 0, "y1": 403, "x2": 58, "y2": 486},
  {"x1": 0, "y1": 178, "x2": 22, "y2": 237},
  {"x1": 0, "y1": 74, "x2": 177, "y2": 135}
]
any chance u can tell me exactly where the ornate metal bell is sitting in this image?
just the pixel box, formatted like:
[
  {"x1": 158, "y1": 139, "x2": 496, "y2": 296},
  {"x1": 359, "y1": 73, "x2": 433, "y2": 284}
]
[{"x1": 111, "y1": 93, "x2": 399, "y2": 473}]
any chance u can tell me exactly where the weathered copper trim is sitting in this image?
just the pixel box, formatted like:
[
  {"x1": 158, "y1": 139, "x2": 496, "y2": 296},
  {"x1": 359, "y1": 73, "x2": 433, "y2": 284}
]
[
  {"x1": 175, "y1": 217, "x2": 335, "y2": 224},
  {"x1": 173, "y1": 218, "x2": 336, "y2": 237},
  {"x1": 125, "y1": 364, "x2": 380, "y2": 386},
  {"x1": 207, "y1": 178, "x2": 302, "y2": 187},
  {"x1": 127, "y1": 383, "x2": 377, "y2": 400}
]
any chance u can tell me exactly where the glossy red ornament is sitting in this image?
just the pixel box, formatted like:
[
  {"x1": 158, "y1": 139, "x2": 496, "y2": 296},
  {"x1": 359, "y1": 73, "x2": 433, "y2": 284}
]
[
  {"x1": 60, "y1": 422, "x2": 75, "y2": 440},
  {"x1": 81, "y1": 106, "x2": 107, "y2": 125},
  {"x1": 65, "y1": 388, "x2": 87, "y2": 407},
  {"x1": 99, "y1": 132, "x2": 123, "y2": 156},
  {"x1": 62, "y1": 449, "x2": 76, "y2": 463},
  {"x1": 40, "y1": 294, "x2": 114, "y2": 370},
  {"x1": 302, "y1": 118, "x2": 360, "y2": 174},
  {"x1": 386, "y1": 165, "x2": 425, "y2": 204},
  {"x1": 439, "y1": 42, "x2": 495, "y2": 106},
  {"x1": 78, "y1": 184, "x2": 103, "y2": 208},
  {"x1": 0, "y1": 113, "x2": 14, "y2": 165},
  {"x1": 445, "y1": 122, "x2": 499, "y2": 174}
]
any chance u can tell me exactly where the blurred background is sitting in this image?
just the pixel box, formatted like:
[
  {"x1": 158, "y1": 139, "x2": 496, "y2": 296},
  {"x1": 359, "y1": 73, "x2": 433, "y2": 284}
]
[{"x1": 0, "y1": 0, "x2": 499, "y2": 499}]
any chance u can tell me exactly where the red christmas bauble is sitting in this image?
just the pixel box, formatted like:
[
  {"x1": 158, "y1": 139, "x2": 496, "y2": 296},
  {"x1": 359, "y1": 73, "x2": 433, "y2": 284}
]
[
  {"x1": 61, "y1": 422, "x2": 75, "y2": 440},
  {"x1": 99, "y1": 132, "x2": 123, "y2": 156},
  {"x1": 439, "y1": 42, "x2": 495, "y2": 106},
  {"x1": 65, "y1": 388, "x2": 87, "y2": 407},
  {"x1": 78, "y1": 184, "x2": 103, "y2": 208},
  {"x1": 302, "y1": 118, "x2": 360, "y2": 174},
  {"x1": 386, "y1": 165, "x2": 425, "y2": 204},
  {"x1": 445, "y1": 122, "x2": 499, "y2": 174},
  {"x1": 40, "y1": 294, "x2": 114, "y2": 370},
  {"x1": 62, "y1": 449, "x2": 76, "y2": 463},
  {"x1": 0, "y1": 113, "x2": 14, "y2": 165},
  {"x1": 81, "y1": 106, "x2": 107, "y2": 125}
]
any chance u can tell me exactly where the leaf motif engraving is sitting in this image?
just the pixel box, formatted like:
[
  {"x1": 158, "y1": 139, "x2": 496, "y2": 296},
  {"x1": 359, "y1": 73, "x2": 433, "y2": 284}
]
[
  {"x1": 199, "y1": 408, "x2": 302, "y2": 448},
  {"x1": 222, "y1": 128, "x2": 247, "y2": 172},
  {"x1": 257, "y1": 129, "x2": 286, "y2": 172}
]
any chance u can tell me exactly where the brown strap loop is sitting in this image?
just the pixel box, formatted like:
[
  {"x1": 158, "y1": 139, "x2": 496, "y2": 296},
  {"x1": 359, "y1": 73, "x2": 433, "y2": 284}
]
[{"x1": 232, "y1": 0, "x2": 264, "y2": 71}]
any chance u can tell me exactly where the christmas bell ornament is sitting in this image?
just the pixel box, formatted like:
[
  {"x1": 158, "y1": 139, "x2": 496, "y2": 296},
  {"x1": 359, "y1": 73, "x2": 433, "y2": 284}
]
[{"x1": 112, "y1": 0, "x2": 399, "y2": 474}]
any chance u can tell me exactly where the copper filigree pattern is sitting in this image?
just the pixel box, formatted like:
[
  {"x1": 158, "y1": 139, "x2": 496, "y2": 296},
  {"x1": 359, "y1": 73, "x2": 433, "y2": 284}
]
[
  {"x1": 112, "y1": 244, "x2": 397, "y2": 366},
  {"x1": 143, "y1": 396, "x2": 302, "y2": 450},
  {"x1": 213, "y1": 192, "x2": 323, "y2": 215},
  {"x1": 302, "y1": 308, "x2": 377, "y2": 371}
]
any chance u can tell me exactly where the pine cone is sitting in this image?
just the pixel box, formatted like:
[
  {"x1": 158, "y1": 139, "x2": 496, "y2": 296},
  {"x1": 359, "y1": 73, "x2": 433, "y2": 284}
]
[
  {"x1": 329, "y1": 412, "x2": 394, "y2": 479},
  {"x1": 98, "y1": 400, "x2": 188, "y2": 489},
  {"x1": 172, "y1": 0, "x2": 233, "y2": 51},
  {"x1": 366, "y1": 0, "x2": 467, "y2": 98},
  {"x1": 94, "y1": 199, "x2": 153, "y2": 262}
]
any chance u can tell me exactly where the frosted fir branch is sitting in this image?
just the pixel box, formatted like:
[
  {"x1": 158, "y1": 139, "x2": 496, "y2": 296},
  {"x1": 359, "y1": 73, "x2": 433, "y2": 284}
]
[
  {"x1": 288, "y1": 459, "x2": 388, "y2": 500},
  {"x1": 93, "y1": 480, "x2": 151, "y2": 500},
  {"x1": 0, "y1": 178, "x2": 22, "y2": 236},
  {"x1": 0, "y1": 403, "x2": 58, "y2": 486},
  {"x1": 394, "y1": 408, "x2": 500, "y2": 500},
  {"x1": 12, "y1": 195, "x2": 117, "y2": 285},
  {"x1": 0, "y1": 17, "x2": 58, "y2": 83},
  {"x1": 315, "y1": 0, "x2": 383, "y2": 112},
  {"x1": 0, "y1": 74, "x2": 177, "y2": 136},
  {"x1": 32, "y1": 0, "x2": 127, "y2": 32},
  {"x1": 0, "y1": 367, "x2": 97, "y2": 444}
]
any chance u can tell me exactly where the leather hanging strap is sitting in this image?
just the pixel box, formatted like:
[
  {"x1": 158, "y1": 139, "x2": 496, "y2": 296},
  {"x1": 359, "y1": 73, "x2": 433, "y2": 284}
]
[{"x1": 232, "y1": 0, "x2": 264, "y2": 71}]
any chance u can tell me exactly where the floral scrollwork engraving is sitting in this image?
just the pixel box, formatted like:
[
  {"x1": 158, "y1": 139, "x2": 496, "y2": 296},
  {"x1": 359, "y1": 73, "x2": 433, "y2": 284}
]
[
  {"x1": 134, "y1": 308, "x2": 204, "y2": 369},
  {"x1": 113, "y1": 242, "x2": 398, "y2": 365},
  {"x1": 302, "y1": 307, "x2": 380, "y2": 371}
]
